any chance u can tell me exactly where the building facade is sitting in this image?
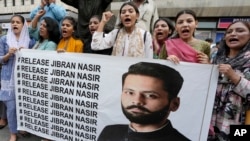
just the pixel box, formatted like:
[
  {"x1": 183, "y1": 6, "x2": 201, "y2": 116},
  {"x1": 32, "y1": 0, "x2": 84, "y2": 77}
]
[{"x1": 112, "y1": 0, "x2": 250, "y2": 43}]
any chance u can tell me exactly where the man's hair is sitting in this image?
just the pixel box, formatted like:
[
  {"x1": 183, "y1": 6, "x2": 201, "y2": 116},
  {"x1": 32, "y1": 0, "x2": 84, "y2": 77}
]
[
  {"x1": 205, "y1": 38, "x2": 213, "y2": 43},
  {"x1": 122, "y1": 62, "x2": 184, "y2": 99}
]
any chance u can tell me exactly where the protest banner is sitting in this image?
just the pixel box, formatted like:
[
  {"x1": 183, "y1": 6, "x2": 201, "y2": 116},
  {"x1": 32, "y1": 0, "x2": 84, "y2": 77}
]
[{"x1": 15, "y1": 49, "x2": 218, "y2": 141}]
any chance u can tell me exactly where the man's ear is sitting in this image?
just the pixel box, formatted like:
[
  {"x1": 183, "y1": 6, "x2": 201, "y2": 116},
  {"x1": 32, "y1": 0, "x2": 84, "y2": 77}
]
[{"x1": 170, "y1": 97, "x2": 180, "y2": 112}]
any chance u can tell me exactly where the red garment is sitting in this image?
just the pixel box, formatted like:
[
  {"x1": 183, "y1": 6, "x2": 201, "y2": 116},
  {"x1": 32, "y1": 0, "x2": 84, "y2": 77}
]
[{"x1": 166, "y1": 38, "x2": 198, "y2": 63}]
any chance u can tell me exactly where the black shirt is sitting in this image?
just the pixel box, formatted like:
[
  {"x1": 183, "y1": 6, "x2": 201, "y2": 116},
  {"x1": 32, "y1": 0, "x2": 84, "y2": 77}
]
[{"x1": 98, "y1": 120, "x2": 191, "y2": 141}]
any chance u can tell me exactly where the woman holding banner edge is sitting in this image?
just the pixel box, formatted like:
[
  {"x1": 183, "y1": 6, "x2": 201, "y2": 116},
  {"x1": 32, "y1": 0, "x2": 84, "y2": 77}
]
[
  {"x1": 208, "y1": 21, "x2": 250, "y2": 140},
  {"x1": 0, "y1": 15, "x2": 35, "y2": 141},
  {"x1": 165, "y1": 9, "x2": 210, "y2": 64}
]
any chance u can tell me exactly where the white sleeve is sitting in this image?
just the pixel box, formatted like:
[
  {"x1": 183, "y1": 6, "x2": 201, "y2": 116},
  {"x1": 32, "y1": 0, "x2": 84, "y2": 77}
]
[
  {"x1": 144, "y1": 31, "x2": 153, "y2": 59},
  {"x1": 91, "y1": 29, "x2": 118, "y2": 50}
]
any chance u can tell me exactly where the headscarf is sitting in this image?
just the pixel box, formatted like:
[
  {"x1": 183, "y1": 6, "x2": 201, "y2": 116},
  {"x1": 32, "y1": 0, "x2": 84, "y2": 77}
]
[
  {"x1": 112, "y1": 27, "x2": 145, "y2": 57},
  {"x1": 6, "y1": 16, "x2": 30, "y2": 91},
  {"x1": 6, "y1": 19, "x2": 30, "y2": 49},
  {"x1": 166, "y1": 38, "x2": 198, "y2": 63}
]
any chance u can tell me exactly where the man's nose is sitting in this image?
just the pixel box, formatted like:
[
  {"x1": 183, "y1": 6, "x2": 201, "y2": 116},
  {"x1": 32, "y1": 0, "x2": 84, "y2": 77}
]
[{"x1": 132, "y1": 94, "x2": 144, "y2": 106}]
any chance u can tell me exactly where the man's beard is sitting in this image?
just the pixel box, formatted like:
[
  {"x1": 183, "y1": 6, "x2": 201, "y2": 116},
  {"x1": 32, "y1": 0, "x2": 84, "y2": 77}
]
[{"x1": 121, "y1": 103, "x2": 170, "y2": 124}]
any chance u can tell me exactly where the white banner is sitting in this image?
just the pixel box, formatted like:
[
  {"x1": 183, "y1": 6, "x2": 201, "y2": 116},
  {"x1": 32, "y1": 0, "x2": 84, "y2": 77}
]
[{"x1": 15, "y1": 49, "x2": 218, "y2": 141}]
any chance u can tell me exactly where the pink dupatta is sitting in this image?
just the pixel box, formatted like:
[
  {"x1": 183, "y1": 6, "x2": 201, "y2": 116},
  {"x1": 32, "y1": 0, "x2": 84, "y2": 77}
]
[{"x1": 166, "y1": 38, "x2": 198, "y2": 63}]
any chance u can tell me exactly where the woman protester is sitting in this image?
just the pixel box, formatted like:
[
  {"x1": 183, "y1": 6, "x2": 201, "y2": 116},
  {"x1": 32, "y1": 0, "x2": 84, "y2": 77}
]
[
  {"x1": 91, "y1": 2, "x2": 153, "y2": 58},
  {"x1": 88, "y1": 15, "x2": 113, "y2": 55},
  {"x1": 30, "y1": 10, "x2": 60, "y2": 50},
  {"x1": 57, "y1": 16, "x2": 83, "y2": 53},
  {"x1": 166, "y1": 9, "x2": 210, "y2": 64},
  {"x1": 152, "y1": 17, "x2": 175, "y2": 59},
  {"x1": 209, "y1": 21, "x2": 250, "y2": 140},
  {"x1": 0, "y1": 15, "x2": 35, "y2": 141}
]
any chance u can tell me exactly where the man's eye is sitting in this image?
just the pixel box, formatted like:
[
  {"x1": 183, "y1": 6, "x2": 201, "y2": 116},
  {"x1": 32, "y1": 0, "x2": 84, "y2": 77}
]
[
  {"x1": 144, "y1": 93, "x2": 158, "y2": 99},
  {"x1": 124, "y1": 91, "x2": 133, "y2": 95}
]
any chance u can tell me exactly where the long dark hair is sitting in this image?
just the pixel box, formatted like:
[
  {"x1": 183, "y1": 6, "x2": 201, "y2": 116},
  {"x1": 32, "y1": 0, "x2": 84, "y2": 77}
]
[
  {"x1": 117, "y1": 2, "x2": 140, "y2": 28},
  {"x1": 153, "y1": 18, "x2": 175, "y2": 38},
  {"x1": 40, "y1": 17, "x2": 60, "y2": 44},
  {"x1": 216, "y1": 21, "x2": 250, "y2": 57}
]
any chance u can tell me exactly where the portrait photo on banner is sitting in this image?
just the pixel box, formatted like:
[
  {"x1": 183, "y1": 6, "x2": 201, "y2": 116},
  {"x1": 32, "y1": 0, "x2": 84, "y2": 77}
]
[{"x1": 14, "y1": 49, "x2": 218, "y2": 141}]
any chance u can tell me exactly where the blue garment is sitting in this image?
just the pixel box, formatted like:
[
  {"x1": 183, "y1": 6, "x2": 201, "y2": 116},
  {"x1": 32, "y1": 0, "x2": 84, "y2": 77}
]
[
  {"x1": 30, "y1": 3, "x2": 66, "y2": 24},
  {"x1": 0, "y1": 35, "x2": 35, "y2": 101},
  {"x1": 29, "y1": 27, "x2": 57, "y2": 50},
  {"x1": 4, "y1": 100, "x2": 17, "y2": 133},
  {"x1": 0, "y1": 35, "x2": 34, "y2": 134}
]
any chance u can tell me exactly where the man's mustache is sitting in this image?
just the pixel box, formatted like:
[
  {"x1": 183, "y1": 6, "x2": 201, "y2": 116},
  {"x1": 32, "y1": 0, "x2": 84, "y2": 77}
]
[{"x1": 126, "y1": 105, "x2": 151, "y2": 113}]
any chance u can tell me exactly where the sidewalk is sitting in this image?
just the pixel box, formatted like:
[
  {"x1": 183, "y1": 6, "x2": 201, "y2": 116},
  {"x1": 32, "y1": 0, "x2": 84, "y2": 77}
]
[{"x1": 0, "y1": 125, "x2": 42, "y2": 141}]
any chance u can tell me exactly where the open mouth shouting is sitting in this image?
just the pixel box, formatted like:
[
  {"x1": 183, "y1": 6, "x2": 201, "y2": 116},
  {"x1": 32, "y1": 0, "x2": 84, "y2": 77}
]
[
  {"x1": 123, "y1": 18, "x2": 132, "y2": 25},
  {"x1": 89, "y1": 28, "x2": 96, "y2": 34},
  {"x1": 181, "y1": 29, "x2": 190, "y2": 36},
  {"x1": 155, "y1": 31, "x2": 165, "y2": 40}
]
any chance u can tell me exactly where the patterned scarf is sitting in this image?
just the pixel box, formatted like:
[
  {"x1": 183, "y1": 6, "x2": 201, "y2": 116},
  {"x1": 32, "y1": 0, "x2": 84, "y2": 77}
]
[
  {"x1": 211, "y1": 40, "x2": 250, "y2": 136},
  {"x1": 214, "y1": 41, "x2": 250, "y2": 70},
  {"x1": 112, "y1": 27, "x2": 145, "y2": 57},
  {"x1": 166, "y1": 38, "x2": 198, "y2": 63}
]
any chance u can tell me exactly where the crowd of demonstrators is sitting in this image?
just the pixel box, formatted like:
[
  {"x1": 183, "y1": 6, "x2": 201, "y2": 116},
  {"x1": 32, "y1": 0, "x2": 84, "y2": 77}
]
[
  {"x1": 91, "y1": 2, "x2": 153, "y2": 58},
  {"x1": 30, "y1": 0, "x2": 66, "y2": 25},
  {"x1": 116, "y1": 0, "x2": 159, "y2": 33},
  {"x1": 1, "y1": 0, "x2": 250, "y2": 141},
  {"x1": 208, "y1": 21, "x2": 250, "y2": 141},
  {"x1": 61, "y1": 0, "x2": 113, "y2": 53},
  {"x1": 152, "y1": 17, "x2": 175, "y2": 59},
  {"x1": 0, "y1": 15, "x2": 35, "y2": 141},
  {"x1": 57, "y1": 16, "x2": 83, "y2": 53}
]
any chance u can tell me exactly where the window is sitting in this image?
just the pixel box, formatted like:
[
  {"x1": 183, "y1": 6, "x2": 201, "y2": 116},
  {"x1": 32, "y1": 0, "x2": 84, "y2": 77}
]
[
  {"x1": 195, "y1": 30, "x2": 212, "y2": 41},
  {"x1": 31, "y1": 0, "x2": 34, "y2": 4},
  {"x1": 21, "y1": 0, "x2": 24, "y2": 5},
  {"x1": 12, "y1": 0, "x2": 15, "y2": 6}
]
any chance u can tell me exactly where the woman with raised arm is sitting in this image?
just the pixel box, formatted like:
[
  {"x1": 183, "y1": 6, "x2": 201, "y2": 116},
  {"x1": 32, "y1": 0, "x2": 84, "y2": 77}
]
[
  {"x1": 91, "y1": 2, "x2": 153, "y2": 58},
  {"x1": 29, "y1": 10, "x2": 60, "y2": 50}
]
